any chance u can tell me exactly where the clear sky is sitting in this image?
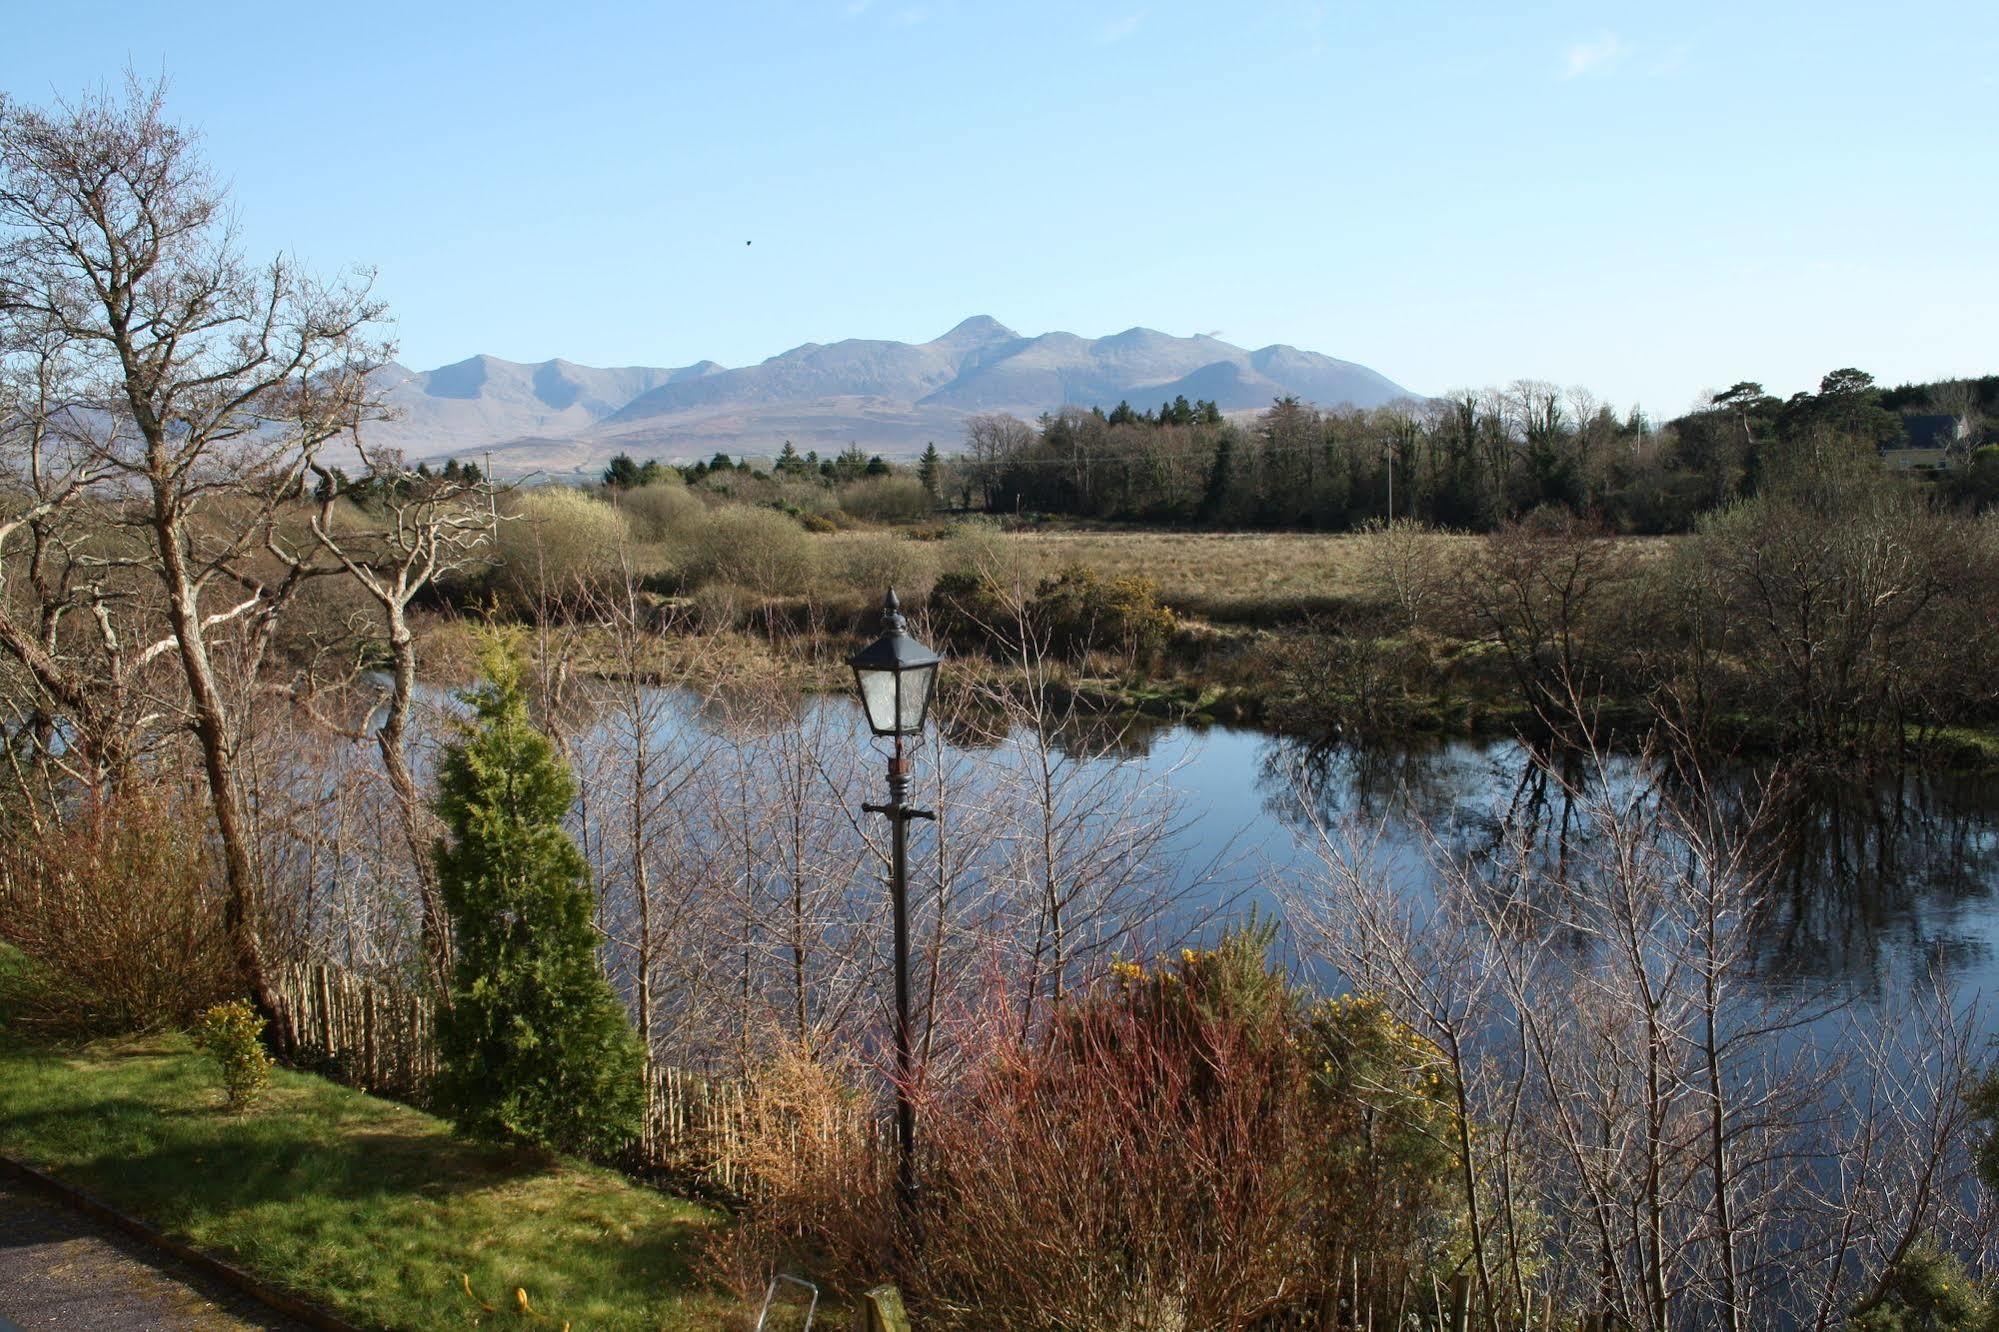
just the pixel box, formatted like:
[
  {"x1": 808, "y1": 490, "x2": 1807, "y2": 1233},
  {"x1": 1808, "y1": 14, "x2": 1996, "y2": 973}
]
[{"x1": 7, "y1": 0, "x2": 1994, "y2": 418}]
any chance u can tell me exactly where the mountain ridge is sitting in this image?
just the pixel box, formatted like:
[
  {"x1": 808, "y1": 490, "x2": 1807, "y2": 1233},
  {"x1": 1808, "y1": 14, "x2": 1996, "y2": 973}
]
[{"x1": 356, "y1": 319, "x2": 1414, "y2": 475}]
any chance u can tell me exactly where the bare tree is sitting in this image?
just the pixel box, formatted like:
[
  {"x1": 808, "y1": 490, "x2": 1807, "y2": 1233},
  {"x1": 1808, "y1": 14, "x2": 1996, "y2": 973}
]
[
  {"x1": 289, "y1": 449, "x2": 494, "y2": 991},
  {"x1": 1448, "y1": 510, "x2": 1631, "y2": 738},
  {"x1": 963, "y1": 413, "x2": 1034, "y2": 512},
  {"x1": 0, "y1": 311, "x2": 153, "y2": 801},
  {"x1": 0, "y1": 79, "x2": 391, "y2": 1038},
  {"x1": 1695, "y1": 483, "x2": 1973, "y2": 761}
]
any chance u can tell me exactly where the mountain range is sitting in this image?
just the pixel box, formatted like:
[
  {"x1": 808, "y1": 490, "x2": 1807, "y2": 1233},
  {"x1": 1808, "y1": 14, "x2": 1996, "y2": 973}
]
[{"x1": 356, "y1": 317, "x2": 1414, "y2": 476}]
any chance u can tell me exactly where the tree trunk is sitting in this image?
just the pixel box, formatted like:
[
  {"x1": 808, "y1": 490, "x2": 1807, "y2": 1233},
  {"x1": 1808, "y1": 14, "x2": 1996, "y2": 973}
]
[
  {"x1": 158, "y1": 540, "x2": 289, "y2": 1055},
  {"x1": 378, "y1": 611, "x2": 450, "y2": 995}
]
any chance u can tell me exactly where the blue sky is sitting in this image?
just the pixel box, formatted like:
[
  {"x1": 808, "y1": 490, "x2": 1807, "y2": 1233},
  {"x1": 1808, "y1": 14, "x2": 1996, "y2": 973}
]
[{"x1": 7, "y1": 1, "x2": 1994, "y2": 417}]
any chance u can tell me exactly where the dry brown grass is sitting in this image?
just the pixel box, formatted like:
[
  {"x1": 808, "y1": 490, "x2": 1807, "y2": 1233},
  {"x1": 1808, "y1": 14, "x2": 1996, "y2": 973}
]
[
  {"x1": 994, "y1": 528, "x2": 1681, "y2": 623},
  {"x1": 992, "y1": 529, "x2": 1468, "y2": 621}
]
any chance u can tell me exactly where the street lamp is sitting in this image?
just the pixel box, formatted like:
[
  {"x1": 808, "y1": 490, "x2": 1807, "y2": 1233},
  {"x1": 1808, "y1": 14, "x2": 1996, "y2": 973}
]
[{"x1": 848, "y1": 587, "x2": 940, "y2": 1219}]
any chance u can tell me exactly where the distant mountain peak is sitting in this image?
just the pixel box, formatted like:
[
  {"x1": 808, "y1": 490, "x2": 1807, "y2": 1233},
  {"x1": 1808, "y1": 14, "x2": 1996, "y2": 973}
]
[
  {"x1": 949, "y1": 313, "x2": 1013, "y2": 334},
  {"x1": 1098, "y1": 325, "x2": 1178, "y2": 351},
  {"x1": 361, "y1": 321, "x2": 1412, "y2": 475},
  {"x1": 931, "y1": 314, "x2": 1018, "y2": 346}
]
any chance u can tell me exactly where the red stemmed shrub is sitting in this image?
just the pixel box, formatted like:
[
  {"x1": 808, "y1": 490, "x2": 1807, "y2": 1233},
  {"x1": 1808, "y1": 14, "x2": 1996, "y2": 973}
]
[{"x1": 716, "y1": 926, "x2": 1465, "y2": 1330}]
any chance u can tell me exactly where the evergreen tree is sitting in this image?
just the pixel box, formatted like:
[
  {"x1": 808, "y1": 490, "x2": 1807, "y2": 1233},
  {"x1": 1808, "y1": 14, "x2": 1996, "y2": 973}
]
[
  {"x1": 432, "y1": 636, "x2": 645, "y2": 1156},
  {"x1": 1201, "y1": 432, "x2": 1235, "y2": 520},
  {"x1": 833, "y1": 443, "x2": 871, "y2": 482},
  {"x1": 917, "y1": 442, "x2": 943, "y2": 499},
  {"x1": 601, "y1": 452, "x2": 641, "y2": 490}
]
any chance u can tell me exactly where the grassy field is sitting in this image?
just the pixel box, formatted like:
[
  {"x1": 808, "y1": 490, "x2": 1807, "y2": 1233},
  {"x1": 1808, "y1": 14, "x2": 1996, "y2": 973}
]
[
  {"x1": 0, "y1": 1016, "x2": 731, "y2": 1329},
  {"x1": 997, "y1": 528, "x2": 1449, "y2": 620},
  {"x1": 998, "y1": 527, "x2": 1688, "y2": 620},
  {"x1": 808, "y1": 524, "x2": 1484, "y2": 624}
]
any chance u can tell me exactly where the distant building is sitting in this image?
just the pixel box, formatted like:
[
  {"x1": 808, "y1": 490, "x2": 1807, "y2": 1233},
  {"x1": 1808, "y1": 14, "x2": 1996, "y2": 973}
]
[
  {"x1": 1881, "y1": 413, "x2": 1970, "y2": 472},
  {"x1": 1882, "y1": 446, "x2": 1951, "y2": 472}
]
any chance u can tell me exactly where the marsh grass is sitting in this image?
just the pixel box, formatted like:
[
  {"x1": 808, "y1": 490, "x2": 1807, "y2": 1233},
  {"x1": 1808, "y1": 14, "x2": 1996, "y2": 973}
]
[
  {"x1": 0, "y1": 1000, "x2": 728, "y2": 1330},
  {"x1": 984, "y1": 528, "x2": 1474, "y2": 623}
]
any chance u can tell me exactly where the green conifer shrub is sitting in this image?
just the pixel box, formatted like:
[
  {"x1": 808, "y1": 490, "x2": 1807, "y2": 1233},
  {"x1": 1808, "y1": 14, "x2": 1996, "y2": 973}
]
[{"x1": 431, "y1": 634, "x2": 645, "y2": 1156}]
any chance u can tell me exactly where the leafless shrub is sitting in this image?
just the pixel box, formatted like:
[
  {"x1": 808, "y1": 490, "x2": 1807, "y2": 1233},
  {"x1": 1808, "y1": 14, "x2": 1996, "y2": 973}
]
[
  {"x1": 1447, "y1": 509, "x2": 1633, "y2": 737},
  {"x1": 699, "y1": 1041, "x2": 888, "y2": 1305},
  {"x1": 837, "y1": 477, "x2": 934, "y2": 524},
  {"x1": 715, "y1": 936, "x2": 1468, "y2": 1330},
  {"x1": 1692, "y1": 483, "x2": 1982, "y2": 761},
  {"x1": 833, "y1": 533, "x2": 937, "y2": 603},
  {"x1": 618, "y1": 478, "x2": 705, "y2": 543},
  {"x1": 1357, "y1": 516, "x2": 1450, "y2": 632},
  {"x1": 0, "y1": 787, "x2": 233, "y2": 1033},
  {"x1": 676, "y1": 506, "x2": 817, "y2": 597},
  {"x1": 492, "y1": 487, "x2": 628, "y2": 612}
]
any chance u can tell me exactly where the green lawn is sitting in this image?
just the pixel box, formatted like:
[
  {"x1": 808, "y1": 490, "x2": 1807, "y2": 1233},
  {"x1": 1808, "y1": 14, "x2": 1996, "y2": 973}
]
[{"x1": 0, "y1": 1012, "x2": 732, "y2": 1329}]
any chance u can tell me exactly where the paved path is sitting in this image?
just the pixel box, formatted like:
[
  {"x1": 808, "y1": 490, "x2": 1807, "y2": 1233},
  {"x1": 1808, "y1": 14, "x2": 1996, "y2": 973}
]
[{"x1": 0, "y1": 1182, "x2": 308, "y2": 1331}]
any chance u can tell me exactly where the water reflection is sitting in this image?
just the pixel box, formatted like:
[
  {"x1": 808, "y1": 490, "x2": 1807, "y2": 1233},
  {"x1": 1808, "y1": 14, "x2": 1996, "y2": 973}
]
[
  {"x1": 1753, "y1": 772, "x2": 1999, "y2": 997},
  {"x1": 1253, "y1": 731, "x2": 1999, "y2": 1008}
]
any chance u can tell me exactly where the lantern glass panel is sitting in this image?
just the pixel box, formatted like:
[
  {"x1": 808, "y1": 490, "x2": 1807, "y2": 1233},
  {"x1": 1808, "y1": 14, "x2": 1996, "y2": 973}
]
[
  {"x1": 896, "y1": 661, "x2": 938, "y2": 733},
  {"x1": 856, "y1": 666, "x2": 903, "y2": 735}
]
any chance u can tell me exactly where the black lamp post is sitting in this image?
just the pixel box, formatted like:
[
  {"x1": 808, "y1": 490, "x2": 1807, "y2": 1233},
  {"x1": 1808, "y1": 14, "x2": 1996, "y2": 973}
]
[{"x1": 848, "y1": 587, "x2": 941, "y2": 1218}]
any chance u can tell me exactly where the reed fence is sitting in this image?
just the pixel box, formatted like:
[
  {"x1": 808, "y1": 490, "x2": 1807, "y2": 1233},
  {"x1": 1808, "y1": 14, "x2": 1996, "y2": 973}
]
[{"x1": 271, "y1": 960, "x2": 855, "y2": 1198}]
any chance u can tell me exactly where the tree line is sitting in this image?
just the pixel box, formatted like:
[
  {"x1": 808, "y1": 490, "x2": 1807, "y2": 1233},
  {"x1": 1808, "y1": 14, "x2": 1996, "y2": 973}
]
[{"x1": 952, "y1": 371, "x2": 1996, "y2": 531}]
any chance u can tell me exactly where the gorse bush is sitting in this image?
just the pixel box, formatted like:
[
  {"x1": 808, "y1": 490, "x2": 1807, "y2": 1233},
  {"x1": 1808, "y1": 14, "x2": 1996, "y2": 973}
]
[
  {"x1": 0, "y1": 789, "x2": 233, "y2": 1035},
  {"x1": 195, "y1": 999, "x2": 273, "y2": 1110},
  {"x1": 1844, "y1": 1242, "x2": 1990, "y2": 1331},
  {"x1": 927, "y1": 566, "x2": 1021, "y2": 653},
  {"x1": 1029, "y1": 563, "x2": 1177, "y2": 664},
  {"x1": 431, "y1": 633, "x2": 645, "y2": 1156}
]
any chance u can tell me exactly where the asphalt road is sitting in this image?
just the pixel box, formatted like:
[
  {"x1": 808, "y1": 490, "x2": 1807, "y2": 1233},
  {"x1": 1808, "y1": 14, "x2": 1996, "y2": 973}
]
[{"x1": 0, "y1": 1182, "x2": 307, "y2": 1331}]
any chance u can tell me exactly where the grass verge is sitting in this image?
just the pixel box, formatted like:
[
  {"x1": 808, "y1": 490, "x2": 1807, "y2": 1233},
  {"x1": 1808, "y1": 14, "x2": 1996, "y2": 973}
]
[{"x1": 0, "y1": 1014, "x2": 728, "y2": 1330}]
